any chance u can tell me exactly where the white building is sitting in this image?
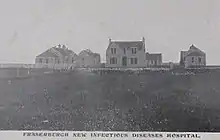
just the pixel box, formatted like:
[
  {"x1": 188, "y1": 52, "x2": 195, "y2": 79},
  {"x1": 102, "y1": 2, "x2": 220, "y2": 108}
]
[
  {"x1": 35, "y1": 44, "x2": 77, "y2": 69},
  {"x1": 106, "y1": 38, "x2": 146, "y2": 68},
  {"x1": 146, "y1": 53, "x2": 162, "y2": 67},
  {"x1": 180, "y1": 44, "x2": 206, "y2": 68},
  {"x1": 76, "y1": 49, "x2": 101, "y2": 68}
]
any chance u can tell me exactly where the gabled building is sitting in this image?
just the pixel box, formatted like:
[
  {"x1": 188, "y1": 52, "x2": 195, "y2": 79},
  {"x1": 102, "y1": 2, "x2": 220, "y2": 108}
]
[
  {"x1": 76, "y1": 49, "x2": 101, "y2": 68},
  {"x1": 106, "y1": 37, "x2": 146, "y2": 68},
  {"x1": 35, "y1": 44, "x2": 77, "y2": 69},
  {"x1": 146, "y1": 53, "x2": 162, "y2": 67},
  {"x1": 180, "y1": 44, "x2": 206, "y2": 68}
]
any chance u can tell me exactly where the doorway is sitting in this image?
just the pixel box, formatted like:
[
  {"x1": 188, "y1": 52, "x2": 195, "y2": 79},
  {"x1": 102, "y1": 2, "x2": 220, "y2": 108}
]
[{"x1": 122, "y1": 56, "x2": 127, "y2": 66}]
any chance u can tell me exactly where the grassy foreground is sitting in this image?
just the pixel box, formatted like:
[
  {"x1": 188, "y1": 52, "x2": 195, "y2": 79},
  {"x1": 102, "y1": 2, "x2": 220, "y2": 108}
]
[{"x1": 0, "y1": 69, "x2": 220, "y2": 131}]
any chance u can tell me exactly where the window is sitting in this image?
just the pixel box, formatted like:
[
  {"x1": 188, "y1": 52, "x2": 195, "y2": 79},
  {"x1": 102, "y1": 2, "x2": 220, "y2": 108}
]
[
  {"x1": 46, "y1": 59, "x2": 49, "y2": 64},
  {"x1": 134, "y1": 58, "x2": 138, "y2": 64},
  {"x1": 39, "y1": 58, "x2": 43, "y2": 63},
  {"x1": 111, "y1": 48, "x2": 116, "y2": 54},
  {"x1": 132, "y1": 48, "x2": 137, "y2": 54},
  {"x1": 192, "y1": 57, "x2": 194, "y2": 63},
  {"x1": 72, "y1": 57, "x2": 75, "y2": 63},
  {"x1": 131, "y1": 58, "x2": 138, "y2": 64},
  {"x1": 110, "y1": 57, "x2": 117, "y2": 64},
  {"x1": 199, "y1": 57, "x2": 202, "y2": 63},
  {"x1": 57, "y1": 59, "x2": 60, "y2": 64},
  {"x1": 131, "y1": 58, "x2": 133, "y2": 64},
  {"x1": 124, "y1": 48, "x2": 126, "y2": 54}
]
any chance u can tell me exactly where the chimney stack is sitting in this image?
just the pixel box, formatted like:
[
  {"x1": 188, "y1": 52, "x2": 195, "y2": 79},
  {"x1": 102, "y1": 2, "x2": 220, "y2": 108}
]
[
  {"x1": 142, "y1": 37, "x2": 145, "y2": 42},
  {"x1": 62, "y1": 45, "x2": 65, "y2": 49},
  {"x1": 109, "y1": 38, "x2": 111, "y2": 44},
  {"x1": 58, "y1": 44, "x2": 61, "y2": 48},
  {"x1": 142, "y1": 37, "x2": 146, "y2": 52}
]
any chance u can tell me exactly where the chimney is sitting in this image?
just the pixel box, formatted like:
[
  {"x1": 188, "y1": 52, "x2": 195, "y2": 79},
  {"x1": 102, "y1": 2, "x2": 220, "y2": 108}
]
[
  {"x1": 142, "y1": 37, "x2": 145, "y2": 51},
  {"x1": 142, "y1": 37, "x2": 145, "y2": 43},
  {"x1": 109, "y1": 38, "x2": 111, "y2": 44},
  {"x1": 62, "y1": 45, "x2": 65, "y2": 49}
]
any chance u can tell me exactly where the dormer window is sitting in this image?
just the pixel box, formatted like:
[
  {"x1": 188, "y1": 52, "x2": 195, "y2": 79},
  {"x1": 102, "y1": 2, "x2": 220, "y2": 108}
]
[{"x1": 132, "y1": 48, "x2": 137, "y2": 54}]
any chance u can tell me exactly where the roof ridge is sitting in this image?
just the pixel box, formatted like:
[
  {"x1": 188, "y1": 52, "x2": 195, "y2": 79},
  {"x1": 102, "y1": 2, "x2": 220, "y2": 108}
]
[
  {"x1": 186, "y1": 51, "x2": 204, "y2": 57},
  {"x1": 112, "y1": 40, "x2": 143, "y2": 42}
]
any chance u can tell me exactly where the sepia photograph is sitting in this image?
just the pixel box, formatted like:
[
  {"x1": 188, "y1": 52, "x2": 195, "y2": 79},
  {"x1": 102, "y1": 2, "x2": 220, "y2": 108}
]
[{"x1": 0, "y1": 0, "x2": 220, "y2": 135}]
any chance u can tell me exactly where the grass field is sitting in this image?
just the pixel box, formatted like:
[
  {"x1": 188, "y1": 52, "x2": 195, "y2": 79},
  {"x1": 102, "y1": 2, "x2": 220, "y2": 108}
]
[{"x1": 0, "y1": 69, "x2": 220, "y2": 132}]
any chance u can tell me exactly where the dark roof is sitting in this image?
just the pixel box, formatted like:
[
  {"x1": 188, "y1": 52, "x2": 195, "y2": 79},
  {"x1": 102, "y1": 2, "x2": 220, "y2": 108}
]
[
  {"x1": 110, "y1": 41, "x2": 144, "y2": 50},
  {"x1": 186, "y1": 51, "x2": 204, "y2": 57},
  {"x1": 146, "y1": 53, "x2": 162, "y2": 60},
  {"x1": 36, "y1": 49, "x2": 59, "y2": 58}
]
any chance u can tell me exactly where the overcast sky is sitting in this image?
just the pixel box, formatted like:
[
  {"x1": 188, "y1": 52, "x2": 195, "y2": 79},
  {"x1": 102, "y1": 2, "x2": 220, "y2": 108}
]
[{"x1": 0, "y1": 0, "x2": 220, "y2": 64}]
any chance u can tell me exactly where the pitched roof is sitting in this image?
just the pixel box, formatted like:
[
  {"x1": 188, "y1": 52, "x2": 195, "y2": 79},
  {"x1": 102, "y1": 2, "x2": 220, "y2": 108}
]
[
  {"x1": 146, "y1": 53, "x2": 162, "y2": 60},
  {"x1": 190, "y1": 44, "x2": 198, "y2": 50},
  {"x1": 53, "y1": 47, "x2": 75, "y2": 56},
  {"x1": 36, "y1": 49, "x2": 59, "y2": 58},
  {"x1": 110, "y1": 41, "x2": 144, "y2": 50},
  {"x1": 36, "y1": 45, "x2": 77, "y2": 58},
  {"x1": 79, "y1": 49, "x2": 100, "y2": 57},
  {"x1": 186, "y1": 51, "x2": 204, "y2": 57},
  {"x1": 189, "y1": 44, "x2": 205, "y2": 53}
]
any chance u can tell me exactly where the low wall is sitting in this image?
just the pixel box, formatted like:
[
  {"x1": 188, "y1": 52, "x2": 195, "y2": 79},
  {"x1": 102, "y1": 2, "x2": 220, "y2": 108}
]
[{"x1": 0, "y1": 64, "x2": 35, "y2": 68}]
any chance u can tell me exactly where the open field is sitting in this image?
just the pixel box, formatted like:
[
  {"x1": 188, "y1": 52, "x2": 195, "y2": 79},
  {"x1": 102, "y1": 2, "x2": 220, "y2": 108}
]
[{"x1": 0, "y1": 68, "x2": 220, "y2": 131}]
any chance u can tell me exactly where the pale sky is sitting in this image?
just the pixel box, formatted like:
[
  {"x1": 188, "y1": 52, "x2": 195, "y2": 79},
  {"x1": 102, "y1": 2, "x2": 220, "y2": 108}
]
[{"x1": 0, "y1": 0, "x2": 220, "y2": 64}]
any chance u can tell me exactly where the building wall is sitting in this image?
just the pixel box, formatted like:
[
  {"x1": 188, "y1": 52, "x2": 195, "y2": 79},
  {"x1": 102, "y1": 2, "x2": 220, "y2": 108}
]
[
  {"x1": 106, "y1": 44, "x2": 145, "y2": 68},
  {"x1": 35, "y1": 57, "x2": 55, "y2": 69},
  {"x1": 35, "y1": 57, "x2": 70, "y2": 69},
  {"x1": 65, "y1": 55, "x2": 77, "y2": 69},
  {"x1": 76, "y1": 53, "x2": 101, "y2": 68},
  {"x1": 145, "y1": 54, "x2": 162, "y2": 67},
  {"x1": 126, "y1": 48, "x2": 146, "y2": 68},
  {"x1": 35, "y1": 53, "x2": 79, "y2": 69},
  {"x1": 180, "y1": 51, "x2": 188, "y2": 65},
  {"x1": 185, "y1": 55, "x2": 206, "y2": 68},
  {"x1": 106, "y1": 44, "x2": 122, "y2": 68},
  {"x1": 146, "y1": 59, "x2": 162, "y2": 67}
]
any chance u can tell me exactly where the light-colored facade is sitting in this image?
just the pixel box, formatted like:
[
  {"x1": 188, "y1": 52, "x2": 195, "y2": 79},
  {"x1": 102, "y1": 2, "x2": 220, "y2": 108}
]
[
  {"x1": 35, "y1": 44, "x2": 77, "y2": 69},
  {"x1": 106, "y1": 38, "x2": 146, "y2": 68},
  {"x1": 180, "y1": 44, "x2": 206, "y2": 68},
  {"x1": 146, "y1": 53, "x2": 162, "y2": 67},
  {"x1": 76, "y1": 49, "x2": 101, "y2": 68}
]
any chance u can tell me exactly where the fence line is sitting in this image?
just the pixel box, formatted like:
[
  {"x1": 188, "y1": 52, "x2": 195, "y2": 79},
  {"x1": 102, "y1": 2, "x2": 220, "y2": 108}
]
[{"x1": 0, "y1": 64, "x2": 35, "y2": 69}]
